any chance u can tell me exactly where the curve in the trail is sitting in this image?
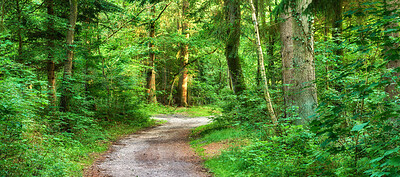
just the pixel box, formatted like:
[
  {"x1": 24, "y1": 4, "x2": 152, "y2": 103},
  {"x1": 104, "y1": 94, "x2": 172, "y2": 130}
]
[{"x1": 97, "y1": 116, "x2": 211, "y2": 177}]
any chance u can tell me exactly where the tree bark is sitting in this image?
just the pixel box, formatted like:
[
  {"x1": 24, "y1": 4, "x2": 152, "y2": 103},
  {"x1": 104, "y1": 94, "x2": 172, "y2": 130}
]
[
  {"x1": 385, "y1": 0, "x2": 400, "y2": 98},
  {"x1": 280, "y1": 7, "x2": 294, "y2": 119},
  {"x1": 146, "y1": 6, "x2": 157, "y2": 103},
  {"x1": 250, "y1": 0, "x2": 278, "y2": 125},
  {"x1": 177, "y1": 0, "x2": 189, "y2": 107},
  {"x1": 45, "y1": 0, "x2": 57, "y2": 111},
  {"x1": 224, "y1": 0, "x2": 245, "y2": 95},
  {"x1": 291, "y1": 0, "x2": 318, "y2": 124},
  {"x1": 281, "y1": 0, "x2": 317, "y2": 124},
  {"x1": 60, "y1": 0, "x2": 78, "y2": 112}
]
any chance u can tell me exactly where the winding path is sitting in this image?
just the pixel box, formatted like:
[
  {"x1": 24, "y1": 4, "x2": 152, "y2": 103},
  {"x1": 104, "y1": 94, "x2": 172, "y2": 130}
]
[{"x1": 85, "y1": 115, "x2": 211, "y2": 177}]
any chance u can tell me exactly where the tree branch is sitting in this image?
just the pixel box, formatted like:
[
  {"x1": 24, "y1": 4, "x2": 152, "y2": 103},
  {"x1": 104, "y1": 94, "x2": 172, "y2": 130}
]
[
  {"x1": 154, "y1": 2, "x2": 172, "y2": 23},
  {"x1": 102, "y1": 4, "x2": 155, "y2": 43}
]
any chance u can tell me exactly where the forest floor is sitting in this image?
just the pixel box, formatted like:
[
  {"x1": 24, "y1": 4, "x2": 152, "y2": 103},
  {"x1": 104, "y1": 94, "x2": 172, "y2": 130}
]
[{"x1": 84, "y1": 114, "x2": 212, "y2": 177}]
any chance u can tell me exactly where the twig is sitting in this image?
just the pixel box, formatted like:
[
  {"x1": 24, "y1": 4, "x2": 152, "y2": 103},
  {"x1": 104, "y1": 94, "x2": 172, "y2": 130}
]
[{"x1": 102, "y1": 4, "x2": 155, "y2": 43}]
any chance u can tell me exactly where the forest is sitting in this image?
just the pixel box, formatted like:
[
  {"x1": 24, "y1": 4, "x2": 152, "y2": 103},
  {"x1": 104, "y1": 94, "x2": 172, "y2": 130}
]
[{"x1": 1, "y1": 0, "x2": 399, "y2": 176}]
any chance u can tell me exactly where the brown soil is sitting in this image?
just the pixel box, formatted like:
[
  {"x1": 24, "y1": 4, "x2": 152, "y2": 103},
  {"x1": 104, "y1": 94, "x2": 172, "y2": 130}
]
[
  {"x1": 84, "y1": 115, "x2": 211, "y2": 177},
  {"x1": 202, "y1": 141, "x2": 232, "y2": 158}
]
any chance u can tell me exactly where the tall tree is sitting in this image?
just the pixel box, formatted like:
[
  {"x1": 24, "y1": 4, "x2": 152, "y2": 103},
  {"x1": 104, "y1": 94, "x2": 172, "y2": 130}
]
[
  {"x1": 60, "y1": 0, "x2": 78, "y2": 112},
  {"x1": 280, "y1": 4, "x2": 295, "y2": 119},
  {"x1": 250, "y1": 0, "x2": 277, "y2": 125},
  {"x1": 177, "y1": 0, "x2": 189, "y2": 107},
  {"x1": 146, "y1": 5, "x2": 157, "y2": 103},
  {"x1": 280, "y1": 0, "x2": 317, "y2": 124},
  {"x1": 45, "y1": 0, "x2": 57, "y2": 111},
  {"x1": 224, "y1": 0, "x2": 245, "y2": 94}
]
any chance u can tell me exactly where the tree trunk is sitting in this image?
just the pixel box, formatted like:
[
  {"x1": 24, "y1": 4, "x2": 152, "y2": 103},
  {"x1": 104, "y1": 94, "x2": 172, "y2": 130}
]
[
  {"x1": 332, "y1": 0, "x2": 343, "y2": 56},
  {"x1": 291, "y1": 0, "x2": 318, "y2": 124},
  {"x1": 281, "y1": 0, "x2": 317, "y2": 124},
  {"x1": 45, "y1": 0, "x2": 57, "y2": 111},
  {"x1": 177, "y1": 0, "x2": 189, "y2": 107},
  {"x1": 146, "y1": 6, "x2": 157, "y2": 103},
  {"x1": 280, "y1": 7, "x2": 294, "y2": 119},
  {"x1": 60, "y1": 0, "x2": 78, "y2": 112},
  {"x1": 250, "y1": 0, "x2": 278, "y2": 125},
  {"x1": 385, "y1": 0, "x2": 400, "y2": 98},
  {"x1": 224, "y1": 0, "x2": 245, "y2": 95}
]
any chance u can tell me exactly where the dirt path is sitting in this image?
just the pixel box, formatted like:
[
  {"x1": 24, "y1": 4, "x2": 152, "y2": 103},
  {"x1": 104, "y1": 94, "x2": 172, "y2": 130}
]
[{"x1": 85, "y1": 115, "x2": 211, "y2": 177}]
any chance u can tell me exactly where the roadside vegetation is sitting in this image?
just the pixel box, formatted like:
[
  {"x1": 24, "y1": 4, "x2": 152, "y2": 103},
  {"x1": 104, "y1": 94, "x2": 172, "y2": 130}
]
[{"x1": 2, "y1": 0, "x2": 400, "y2": 176}]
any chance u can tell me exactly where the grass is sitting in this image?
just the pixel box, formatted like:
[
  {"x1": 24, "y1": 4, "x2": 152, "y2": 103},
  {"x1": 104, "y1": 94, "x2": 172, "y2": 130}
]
[
  {"x1": 143, "y1": 103, "x2": 222, "y2": 117},
  {"x1": 190, "y1": 122, "x2": 248, "y2": 159}
]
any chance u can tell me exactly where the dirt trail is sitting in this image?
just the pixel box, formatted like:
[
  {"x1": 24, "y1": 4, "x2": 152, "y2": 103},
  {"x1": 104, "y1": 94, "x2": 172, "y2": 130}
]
[{"x1": 85, "y1": 115, "x2": 211, "y2": 177}]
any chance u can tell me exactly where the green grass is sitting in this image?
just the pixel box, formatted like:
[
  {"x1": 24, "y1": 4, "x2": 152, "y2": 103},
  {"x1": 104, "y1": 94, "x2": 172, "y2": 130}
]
[
  {"x1": 190, "y1": 122, "x2": 247, "y2": 158},
  {"x1": 142, "y1": 104, "x2": 222, "y2": 117},
  {"x1": 5, "y1": 117, "x2": 162, "y2": 177}
]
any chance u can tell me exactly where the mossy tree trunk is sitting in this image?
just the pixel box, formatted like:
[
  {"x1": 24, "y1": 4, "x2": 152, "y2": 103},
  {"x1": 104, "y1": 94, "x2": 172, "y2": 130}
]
[{"x1": 224, "y1": 0, "x2": 245, "y2": 95}]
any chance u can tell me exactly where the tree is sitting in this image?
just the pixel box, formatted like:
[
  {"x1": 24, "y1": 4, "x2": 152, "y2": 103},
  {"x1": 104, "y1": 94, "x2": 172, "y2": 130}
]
[
  {"x1": 60, "y1": 0, "x2": 78, "y2": 112},
  {"x1": 45, "y1": 0, "x2": 57, "y2": 111},
  {"x1": 177, "y1": 0, "x2": 189, "y2": 107},
  {"x1": 250, "y1": 0, "x2": 277, "y2": 125},
  {"x1": 146, "y1": 5, "x2": 157, "y2": 103},
  {"x1": 224, "y1": 0, "x2": 245, "y2": 95},
  {"x1": 280, "y1": 0, "x2": 317, "y2": 124}
]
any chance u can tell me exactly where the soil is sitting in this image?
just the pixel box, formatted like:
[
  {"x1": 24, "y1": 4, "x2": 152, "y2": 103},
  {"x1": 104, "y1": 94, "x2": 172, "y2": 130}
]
[{"x1": 84, "y1": 115, "x2": 212, "y2": 177}]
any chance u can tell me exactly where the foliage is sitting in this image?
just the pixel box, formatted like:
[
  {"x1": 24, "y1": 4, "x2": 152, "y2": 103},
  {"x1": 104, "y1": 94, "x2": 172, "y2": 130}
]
[
  {"x1": 311, "y1": 2, "x2": 400, "y2": 176},
  {"x1": 204, "y1": 125, "x2": 316, "y2": 177}
]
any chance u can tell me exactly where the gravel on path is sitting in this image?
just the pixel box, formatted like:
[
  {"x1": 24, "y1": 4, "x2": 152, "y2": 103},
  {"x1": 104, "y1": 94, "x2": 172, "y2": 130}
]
[{"x1": 84, "y1": 115, "x2": 211, "y2": 177}]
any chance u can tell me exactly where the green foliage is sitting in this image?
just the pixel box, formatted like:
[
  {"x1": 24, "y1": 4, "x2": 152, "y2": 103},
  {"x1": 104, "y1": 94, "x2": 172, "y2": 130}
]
[
  {"x1": 311, "y1": 2, "x2": 400, "y2": 176},
  {"x1": 204, "y1": 125, "x2": 316, "y2": 177}
]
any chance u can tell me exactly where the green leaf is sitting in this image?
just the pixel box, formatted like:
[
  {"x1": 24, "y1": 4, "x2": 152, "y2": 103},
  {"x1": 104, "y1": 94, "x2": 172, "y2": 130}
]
[
  {"x1": 384, "y1": 147, "x2": 399, "y2": 156},
  {"x1": 351, "y1": 122, "x2": 369, "y2": 132},
  {"x1": 387, "y1": 157, "x2": 400, "y2": 167}
]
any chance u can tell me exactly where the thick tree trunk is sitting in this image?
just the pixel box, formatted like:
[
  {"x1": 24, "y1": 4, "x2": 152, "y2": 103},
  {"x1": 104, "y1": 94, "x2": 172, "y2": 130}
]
[
  {"x1": 292, "y1": 0, "x2": 317, "y2": 124},
  {"x1": 60, "y1": 0, "x2": 78, "y2": 112},
  {"x1": 224, "y1": 0, "x2": 245, "y2": 95},
  {"x1": 177, "y1": 0, "x2": 189, "y2": 107},
  {"x1": 146, "y1": 6, "x2": 157, "y2": 103},
  {"x1": 250, "y1": 0, "x2": 278, "y2": 125},
  {"x1": 385, "y1": 0, "x2": 400, "y2": 98},
  {"x1": 281, "y1": 0, "x2": 317, "y2": 124},
  {"x1": 46, "y1": 0, "x2": 57, "y2": 111},
  {"x1": 280, "y1": 8, "x2": 294, "y2": 119}
]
